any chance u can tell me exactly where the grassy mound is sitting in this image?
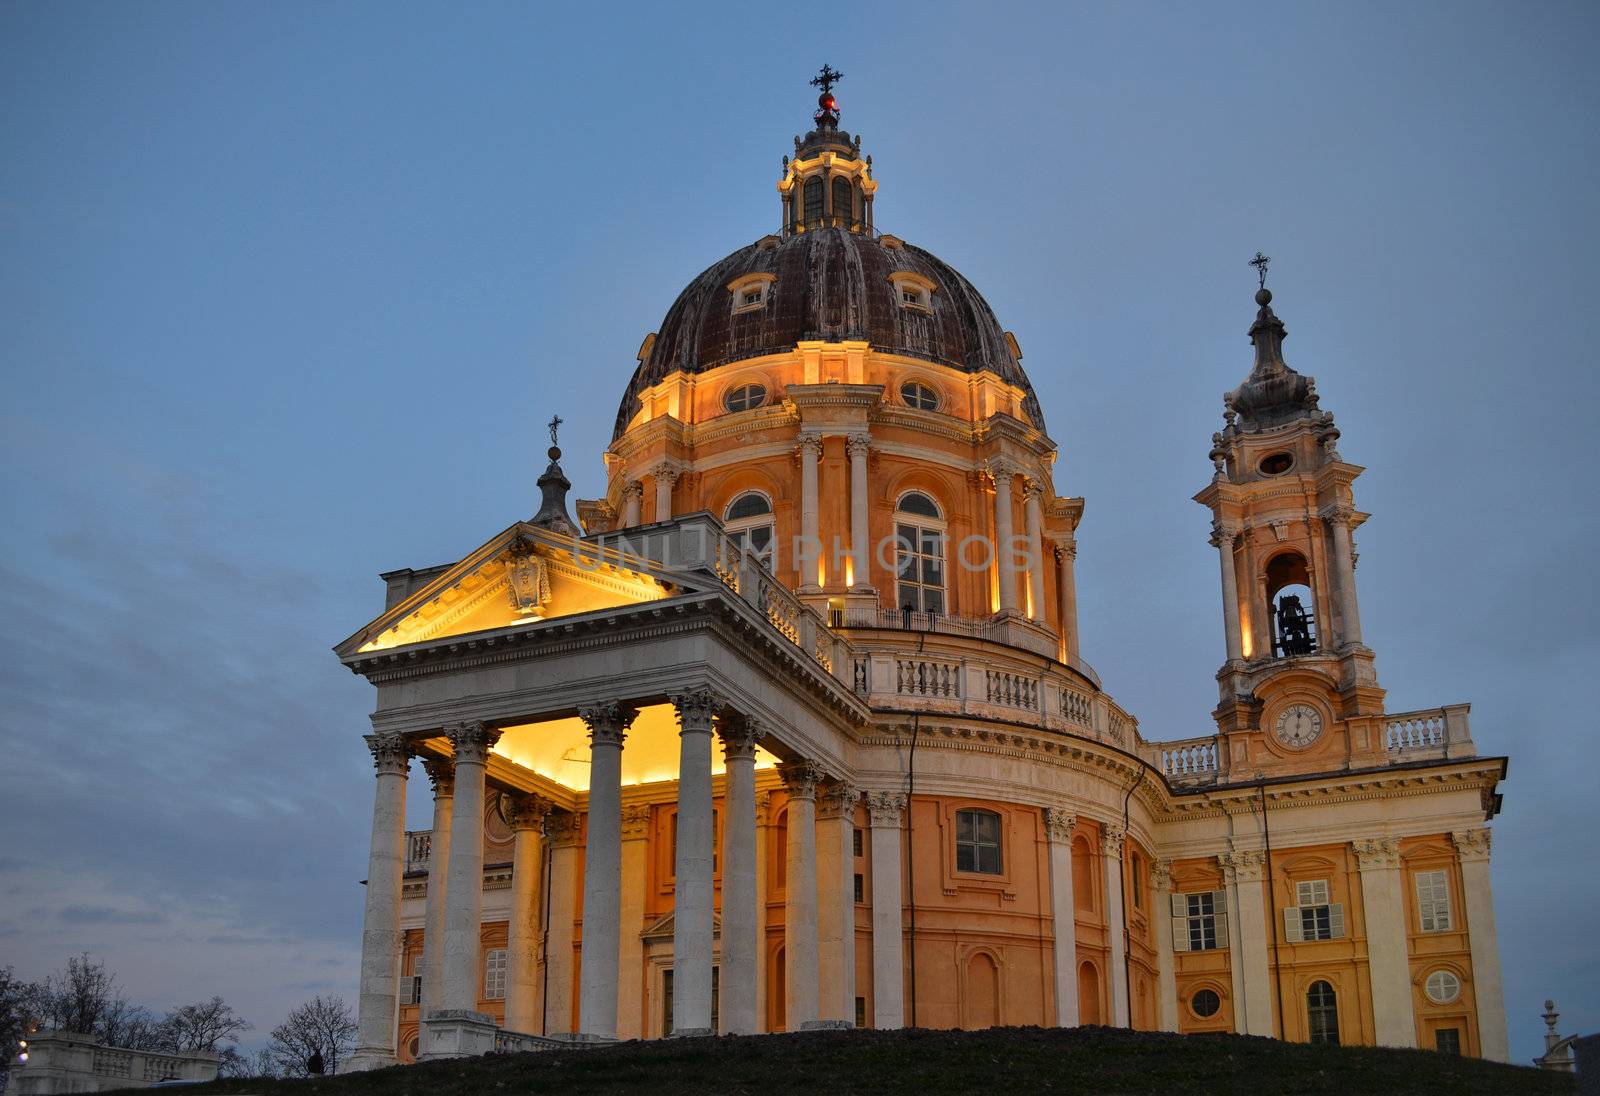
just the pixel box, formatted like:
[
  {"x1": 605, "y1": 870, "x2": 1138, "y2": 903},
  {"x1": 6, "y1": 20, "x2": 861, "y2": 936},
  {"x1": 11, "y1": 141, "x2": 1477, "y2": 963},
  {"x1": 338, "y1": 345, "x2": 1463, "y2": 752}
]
[{"x1": 147, "y1": 1026, "x2": 1571, "y2": 1096}]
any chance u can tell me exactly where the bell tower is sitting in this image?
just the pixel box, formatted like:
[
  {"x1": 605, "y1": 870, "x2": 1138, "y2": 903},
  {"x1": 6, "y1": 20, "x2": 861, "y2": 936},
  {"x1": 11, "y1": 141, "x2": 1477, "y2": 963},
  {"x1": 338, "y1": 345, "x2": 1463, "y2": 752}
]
[{"x1": 1194, "y1": 256, "x2": 1386, "y2": 768}]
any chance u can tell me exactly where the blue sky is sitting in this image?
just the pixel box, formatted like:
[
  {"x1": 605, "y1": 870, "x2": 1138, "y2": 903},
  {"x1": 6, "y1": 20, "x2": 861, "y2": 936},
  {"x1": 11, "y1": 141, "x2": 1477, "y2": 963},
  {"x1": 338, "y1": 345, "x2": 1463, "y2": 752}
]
[{"x1": 1, "y1": 0, "x2": 1595, "y2": 1066}]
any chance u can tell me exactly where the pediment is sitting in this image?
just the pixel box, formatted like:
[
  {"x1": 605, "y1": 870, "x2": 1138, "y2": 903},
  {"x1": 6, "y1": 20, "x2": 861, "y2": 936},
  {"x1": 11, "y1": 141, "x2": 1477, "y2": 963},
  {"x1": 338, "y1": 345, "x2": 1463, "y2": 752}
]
[
  {"x1": 641, "y1": 909, "x2": 721, "y2": 944},
  {"x1": 337, "y1": 522, "x2": 708, "y2": 656}
]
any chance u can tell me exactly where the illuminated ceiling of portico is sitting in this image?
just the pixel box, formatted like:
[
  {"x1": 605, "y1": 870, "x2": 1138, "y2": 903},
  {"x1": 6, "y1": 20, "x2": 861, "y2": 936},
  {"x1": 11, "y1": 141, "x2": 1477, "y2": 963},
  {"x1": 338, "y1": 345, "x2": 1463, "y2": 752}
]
[{"x1": 492, "y1": 703, "x2": 780, "y2": 792}]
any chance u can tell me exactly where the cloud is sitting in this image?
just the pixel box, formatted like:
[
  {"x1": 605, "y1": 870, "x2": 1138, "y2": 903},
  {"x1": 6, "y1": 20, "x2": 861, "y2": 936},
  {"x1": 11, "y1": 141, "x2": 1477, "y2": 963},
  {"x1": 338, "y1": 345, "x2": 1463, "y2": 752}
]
[{"x1": 58, "y1": 905, "x2": 167, "y2": 926}]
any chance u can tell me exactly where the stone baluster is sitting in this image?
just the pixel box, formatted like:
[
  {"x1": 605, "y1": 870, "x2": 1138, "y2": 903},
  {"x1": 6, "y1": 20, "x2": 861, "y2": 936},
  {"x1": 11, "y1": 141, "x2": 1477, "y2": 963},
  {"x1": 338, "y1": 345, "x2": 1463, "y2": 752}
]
[{"x1": 350, "y1": 733, "x2": 411, "y2": 1070}]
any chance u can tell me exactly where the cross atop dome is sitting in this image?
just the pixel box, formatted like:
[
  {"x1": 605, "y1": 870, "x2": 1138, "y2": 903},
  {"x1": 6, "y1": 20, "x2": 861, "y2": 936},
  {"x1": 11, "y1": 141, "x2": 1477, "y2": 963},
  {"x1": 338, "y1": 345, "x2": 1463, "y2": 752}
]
[{"x1": 810, "y1": 63, "x2": 843, "y2": 129}]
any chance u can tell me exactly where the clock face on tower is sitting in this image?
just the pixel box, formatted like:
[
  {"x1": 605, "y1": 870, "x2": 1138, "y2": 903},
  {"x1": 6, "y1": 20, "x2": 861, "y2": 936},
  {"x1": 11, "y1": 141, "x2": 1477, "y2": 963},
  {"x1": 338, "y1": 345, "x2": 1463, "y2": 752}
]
[{"x1": 1274, "y1": 704, "x2": 1324, "y2": 748}]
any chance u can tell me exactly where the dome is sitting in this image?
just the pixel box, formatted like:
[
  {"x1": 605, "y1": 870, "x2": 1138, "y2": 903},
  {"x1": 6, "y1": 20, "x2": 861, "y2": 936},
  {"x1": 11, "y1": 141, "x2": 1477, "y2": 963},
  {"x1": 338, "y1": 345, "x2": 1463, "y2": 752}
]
[{"x1": 612, "y1": 227, "x2": 1044, "y2": 440}]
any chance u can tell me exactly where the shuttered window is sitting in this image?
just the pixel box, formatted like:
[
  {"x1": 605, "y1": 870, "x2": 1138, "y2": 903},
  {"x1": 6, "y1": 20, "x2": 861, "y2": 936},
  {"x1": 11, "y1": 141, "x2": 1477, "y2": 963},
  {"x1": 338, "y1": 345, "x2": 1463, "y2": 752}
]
[
  {"x1": 1416, "y1": 870, "x2": 1452, "y2": 931},
  {"x1": 1171, "y1": 890, "x2": 1229, "y2": 951},
  {"x1": 1282, "y1": 879, "x2": 1343, "y2": 942}
]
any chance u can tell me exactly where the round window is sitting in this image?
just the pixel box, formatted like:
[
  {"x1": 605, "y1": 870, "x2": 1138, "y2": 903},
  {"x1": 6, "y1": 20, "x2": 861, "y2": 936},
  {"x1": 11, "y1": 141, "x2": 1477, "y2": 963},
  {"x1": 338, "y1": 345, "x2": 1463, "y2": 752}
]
[
  {"x1": 900, "y1": 381, "x2": 939, "y2": 411},
  {"x1": 1191, "y1": 989, "x2": 1221, "y2": 1018},
  {"x1": 724, "y1": 383, "x2": 767, "y2": 412},
  {"x1": 1258, "y1": 452, "x2": 1294, "y2": 476},
  {"x1": 1425, "y1": 970, "x2": 1461, "y2": 1004}
]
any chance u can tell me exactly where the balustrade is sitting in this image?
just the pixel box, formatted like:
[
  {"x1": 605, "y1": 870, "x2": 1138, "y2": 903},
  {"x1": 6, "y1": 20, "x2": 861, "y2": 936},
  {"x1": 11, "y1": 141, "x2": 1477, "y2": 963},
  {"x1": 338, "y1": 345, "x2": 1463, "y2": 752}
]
[
  {"x1": 896, "y1": 658, "x2": 961, "y2": 698},
  {"x1": 1159, "y1": 737, "x2": 1220, "y2": 783},
  {"x1": 1386, "y1": 710, "x2": 1446, "y2": 752},
  {"x1": 985, "y1": 670, "x2": 1039, "y2": 711}
]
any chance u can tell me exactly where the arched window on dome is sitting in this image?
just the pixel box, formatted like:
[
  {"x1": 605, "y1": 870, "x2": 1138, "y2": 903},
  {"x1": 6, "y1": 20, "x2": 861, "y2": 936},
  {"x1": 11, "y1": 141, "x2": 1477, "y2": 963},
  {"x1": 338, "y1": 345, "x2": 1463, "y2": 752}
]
[
  {"x1": 725, "y1": 491, "x2": 776, "y2": 570},
  {"x1": 894, "y1": 492, "x2": 946, "y2": 616},
  {"x1": 831, "y1": 175, "x2": 853, "y2": 225},
  {"x1": 803, "y1": 175, "x2": 824, "y2": 225}
]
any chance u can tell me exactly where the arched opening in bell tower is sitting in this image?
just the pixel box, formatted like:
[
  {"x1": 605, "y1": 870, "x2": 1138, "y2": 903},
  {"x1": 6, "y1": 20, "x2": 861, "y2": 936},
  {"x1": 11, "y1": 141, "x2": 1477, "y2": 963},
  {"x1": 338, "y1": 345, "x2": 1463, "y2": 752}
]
[{"x1": 1265, "y1": 550, "x2": 1318, "y2": 658}]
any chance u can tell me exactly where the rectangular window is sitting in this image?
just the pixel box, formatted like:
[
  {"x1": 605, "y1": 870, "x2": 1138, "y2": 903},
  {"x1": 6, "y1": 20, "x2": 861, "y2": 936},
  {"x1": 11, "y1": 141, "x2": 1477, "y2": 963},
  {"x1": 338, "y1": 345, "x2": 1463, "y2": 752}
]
[
  {"x1": 1284, "y1": 880, "x2": 1343, "y2": 942},
  {"x1": 854, "y1": 873, "x2": 865, "y2": 903},
  {"x1": 855, "y1": 996, "x2": 866, "y2": 1028},
  {"x1": 1131, "y1": 854, "x2": 1145, "y2": 909},
  {"x1": 1416, "y1": 870, "x2": 1452, "y2": 931},
  {"x1": 484, "y1": 948, "x2": 507, "y2": 1001},
  {"x1": 853, "y1": 827, "x2": 864, "y2": 858},
  {"x1": 408, "y1": 975, "x2": 423, "y2": 1006},
  {"x1": 954, "y1": 809, "x2": 1003, "y2": 874},
  {"x1": 1435, "y1": 1027, "x2": 1461, "y2": 1055},
  {"x1": 895, "y1": 523, "x2": 946, "y2": 615},
  {"x1": 1187, "y1": 892, "x2": 1218, "y2": 950}
]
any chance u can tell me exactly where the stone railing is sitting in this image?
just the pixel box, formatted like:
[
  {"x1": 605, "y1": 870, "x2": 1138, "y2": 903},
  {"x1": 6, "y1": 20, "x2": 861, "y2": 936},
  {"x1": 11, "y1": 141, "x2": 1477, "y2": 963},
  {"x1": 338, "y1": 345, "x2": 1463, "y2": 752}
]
[
  {"x1": 1060, "y1": 686, "x2": 1094, "y2": 729},
  {"x1": 896, "y1": 657, "x2": 962, "y2": 698},
  {"x1": 1156, "y1": 736, "x2": 1223, "y2": 785},
  {"x1": 985, "y1": 670, "x2": 1039, "y2": 711},
  {"x1": 1385, "y1": 704, "x2": 1473, "y2": 760},
  {"x1": 406, "y1": 830, "x2": 432, "y2": 873},
  {"x1": 838, "y1": 605, "x2": 1100, "y2": 685},
  {"x1": 11, "y1": 1032, "x2": 219, "y2": 1090}
]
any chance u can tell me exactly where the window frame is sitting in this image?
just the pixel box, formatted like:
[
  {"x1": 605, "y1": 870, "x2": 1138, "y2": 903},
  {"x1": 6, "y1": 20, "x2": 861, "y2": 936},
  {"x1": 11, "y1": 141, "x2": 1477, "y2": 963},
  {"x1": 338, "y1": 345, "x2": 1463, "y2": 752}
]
[
  {"x1": 723, "y1": 383, "x2": 768, "y2": 413},
  {"x1": 900, "y1": 380, "x2": 940, "y2": 411},
  {"x1": 1415, "y1": 869, "x2": 1453, "y2": 932},
  {"x1": 1424, "y1": 969, "x2": 1461, "y2": 1005},
  {"x1": 893, "y1": 491, "x2": 947, "y2": 616},
  {"x1": 1306, "y1": 979, "x2": 1340, "y2": 1045},
  {"x1": 484, "y1": 947, "x2": 507, "y2": 1001},
  {"x1": 1284, "y1": 878, "x2": 1344, "y2": 943},
  {"x1": 723, "y1": 490, "x2": 776, "y2": 570},
  {"x1": 953, "y1": 807, "x2": 1004, "y2": 876}
]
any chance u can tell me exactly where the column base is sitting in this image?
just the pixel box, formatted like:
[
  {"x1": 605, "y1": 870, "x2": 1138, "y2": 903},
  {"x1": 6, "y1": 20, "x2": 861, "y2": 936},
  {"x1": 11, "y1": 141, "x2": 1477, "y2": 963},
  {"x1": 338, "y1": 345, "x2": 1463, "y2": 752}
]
[
  {"x1": 799, "y1": 1019, "x2": 854, "y2": 1031},
  {"x1": 342, "y1": 1049, "x2": 397, "y2": 1073},
  {"x1": 669, "y1": 1027, "x2": 714, "y2": 1038}
]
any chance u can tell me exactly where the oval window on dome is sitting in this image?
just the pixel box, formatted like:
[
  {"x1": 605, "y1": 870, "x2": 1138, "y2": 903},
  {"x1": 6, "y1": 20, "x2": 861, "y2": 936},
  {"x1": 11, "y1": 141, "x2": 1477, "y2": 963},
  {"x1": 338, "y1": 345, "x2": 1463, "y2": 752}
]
[
  {"x1": 900, "y1": 381, "x2": 939, "y2": 411},
  {"x1": 1259, "y1": 452, "x2": 1294, "y2": 476},
  {"x1": 724, "y1": 383, "x2": 767, "y2": 413}
]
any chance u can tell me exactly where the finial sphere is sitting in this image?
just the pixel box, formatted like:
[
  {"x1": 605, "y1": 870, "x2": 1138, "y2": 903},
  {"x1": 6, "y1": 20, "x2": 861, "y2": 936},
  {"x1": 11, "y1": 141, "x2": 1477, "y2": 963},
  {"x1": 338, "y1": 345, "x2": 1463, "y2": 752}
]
[
  {"x1": 548, "y1": 445, "x2": 561, "y2": 460},
  {"x1": 1255, "y1": 288, "x2": 1273, "y2": 306}
]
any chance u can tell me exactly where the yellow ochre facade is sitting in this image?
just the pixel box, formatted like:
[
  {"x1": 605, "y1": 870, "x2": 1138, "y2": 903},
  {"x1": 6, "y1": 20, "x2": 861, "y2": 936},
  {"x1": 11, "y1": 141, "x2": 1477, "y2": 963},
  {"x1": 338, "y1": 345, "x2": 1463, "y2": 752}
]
[{"x1": 334, "y1": 80, "x2": 1508, "y2": 1070}]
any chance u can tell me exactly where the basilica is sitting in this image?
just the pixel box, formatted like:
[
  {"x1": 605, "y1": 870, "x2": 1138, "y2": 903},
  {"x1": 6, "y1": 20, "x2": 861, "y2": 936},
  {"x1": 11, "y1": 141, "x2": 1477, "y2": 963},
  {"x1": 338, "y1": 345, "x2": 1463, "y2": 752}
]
[{"x1": 333, "y1": 74, "x2": 1509, "y2": 1068}]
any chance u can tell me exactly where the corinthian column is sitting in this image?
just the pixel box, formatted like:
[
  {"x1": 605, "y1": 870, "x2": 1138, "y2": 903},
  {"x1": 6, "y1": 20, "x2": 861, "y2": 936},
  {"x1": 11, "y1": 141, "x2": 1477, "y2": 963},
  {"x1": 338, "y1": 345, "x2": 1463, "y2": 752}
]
[
  {"x1": 1454, "y1": 828, "x2": 1509, "y2": 1061},
  {"x1": 652, "y1": 464, "x2": 679, "y2": 524},
  {"x1": 1101, "y1": 825, "x2": 1129, "y2": 1027},
  {"x1": 543, "y1": 813, "x2": 581, "y2": 1035},
  {"x1": 866, "y1": 793, "x2": 906, "y2": 1029},
  {"x1": 847, "y1": 434, "x2": 873, "y2": 591},
  {"x1": 1353, "y1": 838, "x2": 1415, "y2": 1047},
  {"x1": 718, "y1": 716, "x2": 764, "y2": 1035},
  {"x1": 350, "y1": 733, "x2": 410, "y2": 1070},
  {"x1": 1212, "y1": 521, "x2": 1244, "y2": 663},
  {"x1": 1323, "y1": 504, "x2": 1364, "y2": 648},
  {"x1": 1055, "y1": 540, "x2": 1080, "y2": 663},
  {"x1": 1042, "y1": 807, "x2": 1078, "y2": 1026},
  {"x1": 797, "y1": 433, "x2": 823, "y2": 591},
  {"x1": 781, "y1": 760, "x2": 823, "y2": 1028},
  {"x1": 1024, "y1": 478, "x2": 1047, "y2": 621},
  {"x1": 578, "y1": 701, "x2": 634, "y2": 1038},
  {"x1": 989, "y1": 462, "x2": 1019, "y2": 615},
  {"x1": 441, "y1": 721, "x2": 500, "y2": 1014},
  {"x1": 621, "y1": 480, "x2": 643, "y2": 528},
  {"x1": 669, "y1": 688, "x2": 720, "y2": 1036},
  {"x1": 505, "y1": 795, "x2": 552, "y2": 1035},
  {"x1": 816, "y1": 782, "x2": 858, "y2": 1024},
  {"x1": 418, "y1": 758, "x2": 454, "y2": 1017}
]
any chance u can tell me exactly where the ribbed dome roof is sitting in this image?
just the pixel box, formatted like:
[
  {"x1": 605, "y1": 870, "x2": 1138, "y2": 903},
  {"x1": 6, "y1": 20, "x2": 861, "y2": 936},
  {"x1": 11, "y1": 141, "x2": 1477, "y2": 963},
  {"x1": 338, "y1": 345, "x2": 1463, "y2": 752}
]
[{"x1": 613, "y1": 227, "x2": 1043, "y2": 440}]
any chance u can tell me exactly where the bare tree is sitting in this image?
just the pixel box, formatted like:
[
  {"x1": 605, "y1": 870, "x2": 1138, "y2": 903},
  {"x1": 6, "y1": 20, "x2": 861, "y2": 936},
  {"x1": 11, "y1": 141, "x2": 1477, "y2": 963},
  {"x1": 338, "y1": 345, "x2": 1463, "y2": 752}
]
[
  {"x1": 162, "y1": 997, "x2": 249, "y2": 1052},
  {"x1": 97, "y1": 998, "x2": 166, "y2": 1052},
  {"x1": 35, "y1": 955, "x2": 117, "y2": 1036},
  {"x1": 0, "y1": 967, "x2": 46, "y2": 1065},
  {"x1": 268, "y1": 996, "x2": 355, "y2": 1078}
]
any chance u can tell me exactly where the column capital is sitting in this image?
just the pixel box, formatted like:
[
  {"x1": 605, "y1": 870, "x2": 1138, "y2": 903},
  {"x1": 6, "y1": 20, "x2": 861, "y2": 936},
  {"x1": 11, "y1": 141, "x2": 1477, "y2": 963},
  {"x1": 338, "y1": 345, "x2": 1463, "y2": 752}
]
[
  {"x1": 1353, "y1": 836, "x2": 1402, "y2": 870},
  {"x1": 1053, "y1": 538, "x2": 1077, "y2": 562},
  {"x1": 845, "y1": 432, "x2": 871, "y2": 458},
  {"x1": 547, "y1": 810, "x2": 583, "y2": 848},
  {"x1": 780, "y1": 760, "x2": 826, "y2": 801},
  {"x1": 1151, "y1": 858, "x2": 1173, "y2": 893},
  {"x1": 1042, "y1": 806, "x2": 1077, "y2": 844},
  {"x1": 986, "y1": 458, "x2": 1021, "y2": 486},
  {"x1": 622, "y1": 479, "x2": 645, "y2": 500},
  {"x1": 755, "y1": 790, "x2": 775, "y2": 826},
  {"x1": 1219, "y1": 848, "x2": 1266, "y2": 884},
  {"x1": 1022, "y1": 476, "x2": 1047, "y2": 501},
  {"x1": 671, "y1": 687, "x2": 724, "y2": 734},
  {"x1": 816, "y1": 782, "x2": 860, "y2": 821},
  {"x1": 1451, "y1": 827, "x2": 1493, "y2": 863},
  {"x1": 1209, "y1": 519, "x2": 1241, "y2": 548},
  {"x1": 579, "y1": 701, "x2": 637, "y2": 747},
  {"x1": 1099, "y1": 823, "x2": 1125, "y2": 858},
  {"x1": 364, "y1": 732, "x2": 412, "y2": 775},
  {"x1": 621, "y1": 803, "x2": 652, "y2": 841},
  {"x1": 650, "y1": 460, "x2": 681, "y2": 484},
  {"x1": 796, "y1": 431, "x2": 824, "y2": 457},
  {"x1": 506, "y1": 793, "x2": 554, "y2": 833},
  {"x1": 1319, "y1": 502, "x2": 1356, "y2": 526},
  {"x1": 444, "y1": 721, "x2": 501, "y2": 764},
  {"x1": 421, "y1": 756, "x2": 455, "y2": 796},
  {"x1": 717, "y1": 714, "x2": 766, "y2": 763},
  {"x1": 866, "y1": 791, "x2": 907, "y2": 828}
]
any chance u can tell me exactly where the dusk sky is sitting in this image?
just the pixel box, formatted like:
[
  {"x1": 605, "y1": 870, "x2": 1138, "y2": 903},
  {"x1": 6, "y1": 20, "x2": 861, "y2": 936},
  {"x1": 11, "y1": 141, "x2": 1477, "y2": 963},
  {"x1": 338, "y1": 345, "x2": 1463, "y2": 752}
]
[{"x1": 2, "y1": 1, "x2": 1595, "y2": 1066}]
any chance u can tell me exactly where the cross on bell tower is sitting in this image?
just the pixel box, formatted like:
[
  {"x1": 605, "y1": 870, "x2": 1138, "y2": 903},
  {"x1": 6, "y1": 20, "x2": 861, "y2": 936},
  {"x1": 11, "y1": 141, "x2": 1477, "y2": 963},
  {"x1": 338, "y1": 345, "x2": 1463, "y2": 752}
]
[{"x1": 1194, "y1": 256, "x2": 1386, "y2": 757}]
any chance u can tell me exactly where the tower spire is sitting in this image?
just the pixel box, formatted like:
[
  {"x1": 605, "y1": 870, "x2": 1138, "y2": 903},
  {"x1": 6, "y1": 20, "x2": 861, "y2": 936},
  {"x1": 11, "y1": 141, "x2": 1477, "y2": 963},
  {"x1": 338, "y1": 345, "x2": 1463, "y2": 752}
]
[
  {"x1": 1224, "y1": 253, "x2": 1318, "y2": 431},
  {"x1": 531, "y1": 414, "x2": 580, "y2": 535}
]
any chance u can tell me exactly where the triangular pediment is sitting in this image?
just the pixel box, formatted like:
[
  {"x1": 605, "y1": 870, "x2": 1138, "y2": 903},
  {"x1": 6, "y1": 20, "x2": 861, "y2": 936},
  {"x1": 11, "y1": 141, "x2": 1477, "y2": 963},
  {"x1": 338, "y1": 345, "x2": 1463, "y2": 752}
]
[{"x1": 336, "y1": 521, "x2": 712, "y2": 656}]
